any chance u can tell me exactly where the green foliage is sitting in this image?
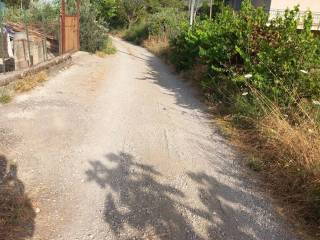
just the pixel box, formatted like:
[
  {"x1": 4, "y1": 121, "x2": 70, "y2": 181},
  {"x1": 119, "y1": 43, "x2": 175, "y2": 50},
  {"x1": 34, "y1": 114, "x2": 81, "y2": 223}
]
[
  {"x1": 144, "y1": 0, "x2": 184, "y2": 13},
  {"x1": 117, "y1": 0, "x2": 146, "y2": 27},
  {"x1": 123, "y1": 7, "x2": 186, "y2": 44},
  {"x1": 91, "y1": 0, "x2": 118, "y2": 25},
  {"x1": 80, "y1": 0, "x2": 110, "y2": 53},
  {"x1": 96, "y1": 37, "x2": 116, "y2": 56},
  {"x1": 0, "y1": 90, "x2": 11, "y2": 104},
  {"x1": 103, "y1": 37, "x2": 117, "y2": 54},
  {"x1": 123, "y1": 20, "x2": 149, "y2": 44},
  {"x1": 148, "y1": 8, "x2": 185, "y2": 39},
  {"x1": 102, "y1": 0, "x2": 185, "y2": 28},
  {"x1": 3, "y1": 0, "x2": 30, "y2": 8},
  {"x1": 170, "y1": 0, "x2": 320, "y2": 111}
]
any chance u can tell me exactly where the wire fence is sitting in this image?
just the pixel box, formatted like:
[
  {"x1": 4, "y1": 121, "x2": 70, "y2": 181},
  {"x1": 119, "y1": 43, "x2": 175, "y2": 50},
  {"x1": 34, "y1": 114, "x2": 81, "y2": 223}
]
[
  {"x1": 0, "y1": 6, "x2": 61, "y2": 74},
  {"x1": 269, "y1": 9, "x2": 320, "y2": 30}
]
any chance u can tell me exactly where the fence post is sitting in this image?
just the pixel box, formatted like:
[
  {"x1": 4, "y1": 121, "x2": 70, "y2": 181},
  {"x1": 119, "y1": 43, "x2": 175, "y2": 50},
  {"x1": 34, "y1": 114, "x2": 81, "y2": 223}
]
[
  {"x1": 41, "y1": 8, "x2": 48, "y2": 61},
  {"x1": 60, "y1": 0, "x2": 66, "y2": 55},
  {"x1": 23, "y1": 10, "x2": 33, "y2": 66},
  {"x1": 76, "y1": 0, "x2": 80, "y2": 51},
  {"x1": 1, "y1": 13, "x2": 5, "y2": 73}
]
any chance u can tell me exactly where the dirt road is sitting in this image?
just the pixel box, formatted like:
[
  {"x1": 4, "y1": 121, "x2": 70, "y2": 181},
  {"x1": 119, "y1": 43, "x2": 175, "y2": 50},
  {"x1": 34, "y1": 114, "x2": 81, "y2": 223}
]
[{"x1": 0, "y1": 38, "x2": 299, "y2": 240}]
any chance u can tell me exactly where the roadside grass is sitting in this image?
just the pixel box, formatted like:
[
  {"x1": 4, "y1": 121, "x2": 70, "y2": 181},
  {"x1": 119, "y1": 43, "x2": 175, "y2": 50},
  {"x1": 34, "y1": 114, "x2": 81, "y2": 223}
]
[
  {"x1": 143, "y1": 37, "x2": 170, "y2": 56},
  {"x1": 96, "y1": 38, "x2": 117, "y2": 57},
  {"x1": 0, "y1": 154, "x2": 35, "y2": 240},
  {"x1": 0, "y1": 185, "x2": 35, "y2": 240},
  {"x1": 211, "y1": 90, "x2": 320, "y2": 236},
  {"x1": 0, "y1": 90, "x2": 12, "y2": 104},
  {"x1": 14, "y1": 71, "x2": 47, "y2": 93},
  {"x1": 258, "y1": 105, "x2": 320, "y2": 219}
]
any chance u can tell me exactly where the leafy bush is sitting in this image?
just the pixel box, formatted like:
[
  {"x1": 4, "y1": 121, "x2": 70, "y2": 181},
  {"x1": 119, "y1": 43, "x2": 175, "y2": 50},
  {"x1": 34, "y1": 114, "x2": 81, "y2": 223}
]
[
  {"x1": 123, "y1": 20, "x2": 149, "y2": 44},
  {"x1": 169, "y1": 1, "x2": 320, "y2": 226},
  {"x1": 123, "y1": 7, "x2": 185, "y2": 45},
  {"x1": 80, "y1": 0, "x2": 110, "y2": 53},
  {"x1": 148, "y1": 8, "x2": 185, "y2": 39},
  {"x1": 170, "y1": 1, "x2": 320, "y2": 109},
  {"x1": 96, "y1": 38, "x2": 116, "y2": 57}
]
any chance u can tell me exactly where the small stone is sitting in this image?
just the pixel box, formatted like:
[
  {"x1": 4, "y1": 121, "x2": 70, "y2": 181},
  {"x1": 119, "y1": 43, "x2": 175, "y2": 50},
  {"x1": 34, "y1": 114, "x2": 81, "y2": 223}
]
[{"x1": 35, "y1": 208, "x2": 41, "y2": 213}]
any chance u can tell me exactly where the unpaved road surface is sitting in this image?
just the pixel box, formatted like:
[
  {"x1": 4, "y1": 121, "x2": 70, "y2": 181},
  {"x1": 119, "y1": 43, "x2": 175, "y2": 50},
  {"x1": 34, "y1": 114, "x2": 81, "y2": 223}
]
[{"x1": 0, "y1": 38, "x2": 299, "y2": 240}]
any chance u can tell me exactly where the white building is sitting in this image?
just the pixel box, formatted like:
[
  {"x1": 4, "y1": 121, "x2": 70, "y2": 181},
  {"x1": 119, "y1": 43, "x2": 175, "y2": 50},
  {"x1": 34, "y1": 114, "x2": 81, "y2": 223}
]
[{"x1": 227, "y1": 0, "x2": 320, "y2": 30}]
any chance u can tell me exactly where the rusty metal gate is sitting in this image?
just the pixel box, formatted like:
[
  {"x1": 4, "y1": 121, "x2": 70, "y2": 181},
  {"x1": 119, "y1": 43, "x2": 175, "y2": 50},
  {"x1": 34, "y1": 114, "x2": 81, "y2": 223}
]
[{"x1": 60, "y1": 0, "x2": 80, "y2": 54}]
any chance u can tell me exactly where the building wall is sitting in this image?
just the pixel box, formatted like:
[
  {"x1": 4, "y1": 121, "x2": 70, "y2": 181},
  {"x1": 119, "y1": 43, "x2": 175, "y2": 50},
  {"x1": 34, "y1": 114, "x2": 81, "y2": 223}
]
[
  {"x1": 227, "y1": 0, "x2": 320, "y2": 12},
  {"x1": 260, "y1": 0, "x2": 320, "y2": 12}
]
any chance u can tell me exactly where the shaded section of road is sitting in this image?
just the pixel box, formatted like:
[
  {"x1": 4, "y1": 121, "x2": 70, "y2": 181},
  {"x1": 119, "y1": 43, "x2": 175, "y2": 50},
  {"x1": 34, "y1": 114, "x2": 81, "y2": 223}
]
[{"x1": 86, "y1": 152, "x2": 202, "y2": 240}]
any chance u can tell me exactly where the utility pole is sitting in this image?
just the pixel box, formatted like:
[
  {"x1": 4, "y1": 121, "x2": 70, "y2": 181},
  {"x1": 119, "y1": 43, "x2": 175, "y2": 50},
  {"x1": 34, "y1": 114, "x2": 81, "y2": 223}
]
[
  {"x1": 189, "y1": 0, "x2": 195, "y2": 26},
  {"x1": 210, "y1": 0, "x2": 214, "y2": 20}
]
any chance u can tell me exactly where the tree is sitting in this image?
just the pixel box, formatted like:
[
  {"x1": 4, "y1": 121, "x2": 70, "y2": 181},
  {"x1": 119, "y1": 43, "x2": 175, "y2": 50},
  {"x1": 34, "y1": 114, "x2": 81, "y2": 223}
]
[
  {"x1": 90, "y1": 0, "x2": 117, "y2": 23},
  {"x1": 3, "y1": 0, "x2": 30, "y2": 8},
  {"x1": 117, "y1": 0, "x2": 146, "y2": 27}
]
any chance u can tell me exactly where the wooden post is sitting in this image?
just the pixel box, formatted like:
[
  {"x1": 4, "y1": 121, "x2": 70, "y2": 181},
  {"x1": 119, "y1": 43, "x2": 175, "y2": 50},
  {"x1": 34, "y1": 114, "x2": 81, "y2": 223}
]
[
  {"x1": 24, "y1": 12, "x2": 33, "y2": 66},
  {"x1": 1, "y1": 27, "x2": 6, "y2": 73},
  {"x1": 76, "y1": 0, "x2": 80, "y2": 50},
  {"x1": 60, "y1": 0, "x2": 66, "y2": 54}
]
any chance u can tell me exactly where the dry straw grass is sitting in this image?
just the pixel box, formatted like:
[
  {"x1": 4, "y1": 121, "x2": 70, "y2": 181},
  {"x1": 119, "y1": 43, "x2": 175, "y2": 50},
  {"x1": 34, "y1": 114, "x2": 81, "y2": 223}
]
[
  {"x1": 0, "y1": 155, "x2": 35, "y2": 240},
  {"x1": 14, "y1": 71, "x2": 48, "y2": 93},
  {"x1": 259, "y1": 107, "x2": 320, "y2": 219},
  {"x1": 143, "y1": 37, "x2": 170, "y2": 56},
  {"x1": 0, "y1": 185, "x2": 35, "y2": 240},
  {"x1": 235, "y1": 88, "x2": 320, "y2": 232}
]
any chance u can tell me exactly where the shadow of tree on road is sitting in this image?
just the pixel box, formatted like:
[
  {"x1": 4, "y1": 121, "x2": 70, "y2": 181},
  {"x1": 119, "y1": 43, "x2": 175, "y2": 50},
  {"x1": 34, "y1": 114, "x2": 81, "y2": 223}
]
[
  {"x1": 0, "y1": 154, "x2": 35, "y2": 240},
  {"x1": 85, "y1": 151, "x2": 296, "y2": 240},
  {"x1": 85, "y1": 152, "x2": 204, "y2": 240},
  {"x1": 185, "y1": 171, "x2": 296, "y2": 240}
]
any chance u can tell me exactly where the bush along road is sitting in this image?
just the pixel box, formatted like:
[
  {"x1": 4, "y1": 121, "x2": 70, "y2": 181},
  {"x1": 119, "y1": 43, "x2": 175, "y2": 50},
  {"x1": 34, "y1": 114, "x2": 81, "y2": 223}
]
[{"x1": 0, "y1": 38, "x2": 302, "y2": 240}]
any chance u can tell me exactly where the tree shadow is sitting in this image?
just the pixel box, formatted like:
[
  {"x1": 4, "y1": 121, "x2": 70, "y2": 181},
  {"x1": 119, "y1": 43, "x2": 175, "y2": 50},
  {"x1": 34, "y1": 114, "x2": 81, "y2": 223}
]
[
  {"x1": 85, "y1": 152, "x2": 204, "y2": 240},
  {"x1": 186, "y1": 171, "x2": 297, "y2": 240},
  {"x1": 116, "y1": 39, "x2": 209, "y2": 114},
  {"x1": 0, "y1": 154, "x2": 35, "y2": 240}
]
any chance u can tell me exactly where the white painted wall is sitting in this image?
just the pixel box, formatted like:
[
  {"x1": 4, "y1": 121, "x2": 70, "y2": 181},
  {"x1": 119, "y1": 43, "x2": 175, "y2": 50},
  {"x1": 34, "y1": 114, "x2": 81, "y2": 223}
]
[{"x1": 269, "y1": 0, "x2": 320, "y2": 12}]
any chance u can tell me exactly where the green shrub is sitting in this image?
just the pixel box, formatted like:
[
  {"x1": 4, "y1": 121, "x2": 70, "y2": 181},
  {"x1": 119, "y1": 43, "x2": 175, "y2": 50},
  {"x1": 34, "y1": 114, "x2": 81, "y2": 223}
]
[
  {"x1": 0, "y1": 90, "x2": 11, "y2": 104},
  {"x1": 123, "y1": 8, "x2": 185, "y2": 45},
  {"x1": 148, "y1": 8, "x2": 185, "y2": 39},
  {"x1": 80, "y1": 0, "x2": 109, "y2": 53},
  {"x1": 123, "y1": 20, "x2": 149, "y2": 44},
  {"x1": 96, "y1": 38, "x2": 116, "y2": 57},
  {"x1": 169, "y1": 0, "x2": 320, "y2": 110}
]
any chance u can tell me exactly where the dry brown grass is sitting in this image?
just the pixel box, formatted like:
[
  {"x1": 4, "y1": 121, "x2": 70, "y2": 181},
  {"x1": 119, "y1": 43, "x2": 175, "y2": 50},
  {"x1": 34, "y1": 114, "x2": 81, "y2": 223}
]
[
  {"x1": 0, "y1": 155, "x2": 35, "y2": 240},
  {"x1": 230, "y1": 102, "x2": 320, "y2": 237},
  {"x1": 258, "y1": 108, "x2": 320, "y2": 219},
  {"x1": 0, "y1": 186, "x2": 35, "y2": 240},
  {"x1": 143, "y1": 37, "x2": 170, "y2": 56},
  {"x1": 14, "y1": 71, "x2": 48, "y2": 93},
  {"x1": 211, "y1": 88, "x2": 320, "y2": 237}
]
